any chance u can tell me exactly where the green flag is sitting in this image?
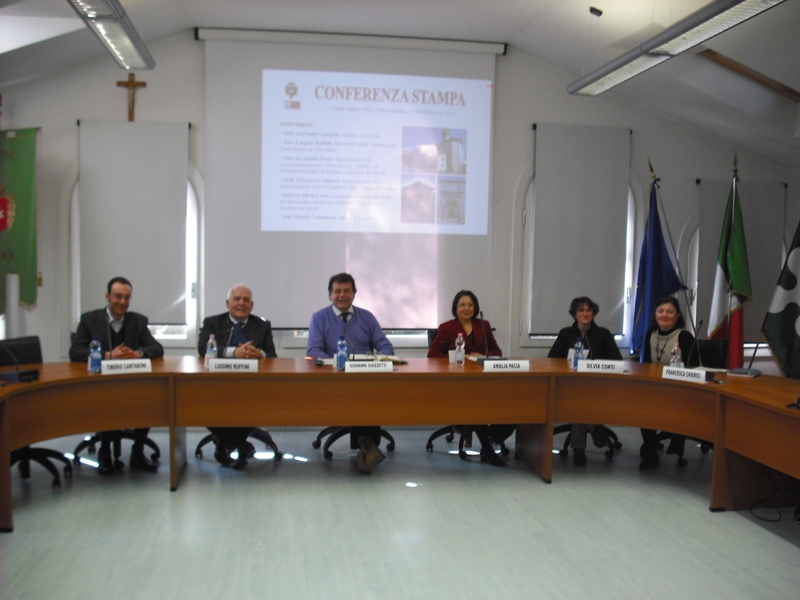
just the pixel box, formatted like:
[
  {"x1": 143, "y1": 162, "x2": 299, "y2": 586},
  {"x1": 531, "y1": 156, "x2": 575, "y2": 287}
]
[
  {"x1": 0, "y1": 128, "x2": 39, "y2": 314},
  {"x1": 763, "y1": 218, "x2": 800, "y2": 376}
]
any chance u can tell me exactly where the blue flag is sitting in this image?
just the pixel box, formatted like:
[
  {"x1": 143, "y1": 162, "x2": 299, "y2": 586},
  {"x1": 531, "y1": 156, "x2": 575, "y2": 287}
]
[{"x1": 630, "y1": 178, "x2": 685, "y2": 360}]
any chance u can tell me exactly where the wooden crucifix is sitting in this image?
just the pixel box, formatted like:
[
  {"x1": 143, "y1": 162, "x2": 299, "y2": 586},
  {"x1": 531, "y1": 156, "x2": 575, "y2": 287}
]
[{"x1": 117, "y1": 73, "x2": 147, "y2": 122}]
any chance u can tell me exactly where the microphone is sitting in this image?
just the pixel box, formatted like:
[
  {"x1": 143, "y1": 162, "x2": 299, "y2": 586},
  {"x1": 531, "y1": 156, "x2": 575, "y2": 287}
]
[
  {"x1": 479, "y1": 311, "x2": 489, "y2": 355},
  {"x1": 0, "y1": 341, "x2": 40, "y2": 383},
  {"x1": 106, "y1": 320, "x2": 113, "y2": 359},
  {"x1": 688, "y1": 319, "x2": 704, "y2": 367},
  {"x1": 341, "y1": 326, "x2": 356, "y2": 360},
  {"x1": 224, "y1": 323, "x2": 235, "y2": 358}
]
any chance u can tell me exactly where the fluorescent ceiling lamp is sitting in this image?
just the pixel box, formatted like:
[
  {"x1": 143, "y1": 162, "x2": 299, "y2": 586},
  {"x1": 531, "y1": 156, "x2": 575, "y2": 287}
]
[
  {"x1": 568, "y1": 0, "x2": 787, "y2": 96},
  {"x1": 66, "y1": 0, "x2": 154, "y2": 69}
]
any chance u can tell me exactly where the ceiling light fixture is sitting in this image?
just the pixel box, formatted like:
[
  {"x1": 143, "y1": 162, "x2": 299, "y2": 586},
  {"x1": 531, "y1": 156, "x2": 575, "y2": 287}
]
[
  {"x1": 568, "y1": 0, "x2": 787, "y2": 96},
  {"x1": 66, "y1": 0, "x2": 154, "y2": 69}
]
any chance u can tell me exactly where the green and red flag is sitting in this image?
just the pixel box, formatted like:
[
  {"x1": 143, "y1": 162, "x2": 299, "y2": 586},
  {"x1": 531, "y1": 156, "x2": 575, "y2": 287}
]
[
  {"x1": 762, "y1": 217, "x2": 800, "y2": 376},
  {"x1": 0, "y1": 128, "x2": 39, "y2": 314},
  {"x1": 707, "y1": 166, "x2": 752, "y2": 368}
]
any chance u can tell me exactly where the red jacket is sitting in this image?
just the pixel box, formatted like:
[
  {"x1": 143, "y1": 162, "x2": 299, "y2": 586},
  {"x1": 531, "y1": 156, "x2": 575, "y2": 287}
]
[{"x1": 427, "y1": 318, "x2": 502, "y2": 357}]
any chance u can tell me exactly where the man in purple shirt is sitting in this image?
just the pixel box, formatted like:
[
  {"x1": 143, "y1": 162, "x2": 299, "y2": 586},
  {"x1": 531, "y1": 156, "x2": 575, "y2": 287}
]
[{"x1": 307, "y1": 273, "x2": 394, "y2": 474}]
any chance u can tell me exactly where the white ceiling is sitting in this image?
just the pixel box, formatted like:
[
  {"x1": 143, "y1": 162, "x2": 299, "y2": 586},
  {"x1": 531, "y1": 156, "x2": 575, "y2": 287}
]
[{"x1": 1, "y1": 0, "x2": 799, "y2": 172}]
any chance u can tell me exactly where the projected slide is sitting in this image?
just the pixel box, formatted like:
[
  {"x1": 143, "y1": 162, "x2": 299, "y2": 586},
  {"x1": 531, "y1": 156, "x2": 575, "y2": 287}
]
[{"x1": 261, "y1": 70, "x2": 492, "y2": 234}]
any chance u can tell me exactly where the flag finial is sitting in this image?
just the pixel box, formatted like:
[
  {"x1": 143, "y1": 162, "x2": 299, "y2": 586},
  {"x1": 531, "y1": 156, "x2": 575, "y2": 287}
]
[
  {"x1": 733, "y1": 151, "x2": 738, "y2": 171},
  {"x1": 648, "y1": 157, "x2": 655, "y2": 180}
]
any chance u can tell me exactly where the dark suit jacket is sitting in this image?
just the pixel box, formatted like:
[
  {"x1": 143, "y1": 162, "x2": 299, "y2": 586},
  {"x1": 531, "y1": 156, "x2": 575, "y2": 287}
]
[
  {"x1": 69, "y1": 308, "x2": 164, "y2": 362},
  {"x1": 427, "y1": 318, "x2": 502, "y2": 358},
  {"x1": 197, "y1": 312, "x2": 277, "y2": 357},
  {"x1": 547, "y1": 321, "x2": 622, "y2": 361}
]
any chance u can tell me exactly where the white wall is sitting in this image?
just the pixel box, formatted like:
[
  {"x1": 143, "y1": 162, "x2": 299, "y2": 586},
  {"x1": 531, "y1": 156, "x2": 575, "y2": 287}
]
[{"x1": 1, "y1": 32, "x2": 797, "y2": 364}]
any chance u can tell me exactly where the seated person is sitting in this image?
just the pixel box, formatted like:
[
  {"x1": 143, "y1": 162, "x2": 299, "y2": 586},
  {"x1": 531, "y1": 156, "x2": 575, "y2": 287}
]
[
  {"x1": 548, "y1": 296, "x2": 622, "y2": 466},
  {"x1": 428, "y1": 290, "x2": 512, "y2": 467},
  {"x1": 639, "y1": 295, "x2": 699, "y2": 470},
  {"x1": 69, "y1": 276, "x2": 164, "y2": 475},
  {"x1": 306, "y1": 272, "x2": 394, "y2": 474},
  {"x1": 198, "y1": 284, "x2": 277, "y2": 468}
]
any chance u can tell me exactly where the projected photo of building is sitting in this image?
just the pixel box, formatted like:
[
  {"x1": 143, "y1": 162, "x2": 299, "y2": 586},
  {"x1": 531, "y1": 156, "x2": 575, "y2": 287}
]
[
  {"x1": 437, "y1": 176, "x2": 466, "y2": 224},
  {"x1": 401, "y1": 127, "x2": 467, "y2": 175},
  {"x1": 400, "y1": 176, "x2": 436, "y2": 223}
]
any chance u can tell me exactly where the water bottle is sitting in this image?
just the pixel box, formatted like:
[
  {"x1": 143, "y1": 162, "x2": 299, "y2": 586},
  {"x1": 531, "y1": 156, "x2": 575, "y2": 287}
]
[
  {"x1": 336, "y1": 336, "x2": 348, "y2": 371},
  {"x1": 454, "y1": 333, "x2": 465, "y2": 365},
  {"x1": 572, "y1": 338, "x2": 584, "y2": 371},
  {"x1": 670, "y1": 342, "x2": 683, "y2": 368},
  {"x1": 205, "y1": 334, "x2": 217, "y2": 371},
  {"x1": 88, "y1": 337, "x2": 102, "y2": 374}
]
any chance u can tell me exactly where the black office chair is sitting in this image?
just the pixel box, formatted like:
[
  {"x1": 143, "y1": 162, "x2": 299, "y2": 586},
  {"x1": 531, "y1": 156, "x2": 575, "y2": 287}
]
[
  {"x1": 553, "y1": 424, "x2": 621, "y2": 460},
  {"x1": 312, "y1": 426, "x2": 396, "y2": 460},
  {"x1": 194, "y1": 428, "x2": 282, "y2": 461},
  {"x1": 423, "y1": 328, "x2": 511, "y2": 460},
  {"x1": 2, "y1": 336, "x2": 73, "y2": 489},
  {"x1": 655, "y1": 339, "x2": 728, "y2": 467}
]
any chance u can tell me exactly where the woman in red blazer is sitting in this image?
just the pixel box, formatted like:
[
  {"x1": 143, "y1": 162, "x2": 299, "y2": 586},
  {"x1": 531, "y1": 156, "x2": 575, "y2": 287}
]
[
  {"x1": 427, "y1": 290, "x2": 509, "y2": 466},
  {"x1": 427, "y1": 290, "x2": 502, "y2": 358}
]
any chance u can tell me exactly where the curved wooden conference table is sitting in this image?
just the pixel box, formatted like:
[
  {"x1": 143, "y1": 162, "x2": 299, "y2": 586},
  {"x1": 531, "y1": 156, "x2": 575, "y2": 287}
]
[{"x1": 2, "y1": 356, "x2": 799, "y2": 532}]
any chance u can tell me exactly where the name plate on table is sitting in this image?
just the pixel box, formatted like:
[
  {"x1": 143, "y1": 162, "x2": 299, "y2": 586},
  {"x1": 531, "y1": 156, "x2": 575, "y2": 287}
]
[
  {"x1": 577, "y1": 360, "x2": 626, "y2": 374},
  {"x1": 483, "y1": 360, "x2": 530, "y2": 372},
  {"x1": 208, "y1": 359, "x2": 258, "y2": 373},
  {"x1": 345, "y1": 361, "x2": 393, "y2": 373},
  {"x1": 101, "y1": 359, "x2": 151, "y2": 375},
  {"x1": 662, "y1": 366, "x2": 710, "y2": 384}
]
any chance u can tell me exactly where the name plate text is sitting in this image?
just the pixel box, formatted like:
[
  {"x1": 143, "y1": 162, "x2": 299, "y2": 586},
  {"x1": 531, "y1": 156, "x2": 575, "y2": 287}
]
[
  {"x1": 101, "y1": 359, "x2": 152, "y2": 375},
  {"x1": 208, "y1": 359, "x2": 259, "y2": 373},
  {"x1": 662, "y1": 366, "x2": 709, "y2": 384},
  {"x1": 577, "y1": 360, "x2": 626, "y2": 374},
  {"x1": 483, "y1": 360, "x2": 530, "y2": 372},
  {"x1": 345, "y1": 360, "x2": 393, "y2": 373}
]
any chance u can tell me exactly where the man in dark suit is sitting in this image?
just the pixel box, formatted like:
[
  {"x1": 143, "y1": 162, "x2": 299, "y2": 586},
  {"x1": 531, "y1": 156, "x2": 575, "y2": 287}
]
[
  {"x1": 198, "y1": 284, "x2": 277, "y2": 468},
  {"x1": 69, "y1": 276, "x2": 164, "y2": 475}
]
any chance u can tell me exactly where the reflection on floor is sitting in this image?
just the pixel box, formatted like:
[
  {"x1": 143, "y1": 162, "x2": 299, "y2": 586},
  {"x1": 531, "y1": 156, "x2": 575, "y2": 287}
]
[{"x1": 2, "y1": 426, "x2": 799, "y2": 600}]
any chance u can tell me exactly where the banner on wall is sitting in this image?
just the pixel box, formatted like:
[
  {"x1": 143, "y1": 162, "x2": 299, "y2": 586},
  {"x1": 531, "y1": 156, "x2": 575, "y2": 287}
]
[{"x1": 0, "y1": 127, "x2": 39, "y2": 314}]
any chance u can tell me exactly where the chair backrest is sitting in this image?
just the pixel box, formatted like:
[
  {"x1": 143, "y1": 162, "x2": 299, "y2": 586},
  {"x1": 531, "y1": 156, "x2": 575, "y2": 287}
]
[
  {"x1": 0, "y1": 336, "x2": 43, "y2": 367},
  {"x1": 427, "y1": 329, "x2": 438, "y2": 347},
  {"x1": 697, "y1": 339, "x2": 728, "y2": 369}
]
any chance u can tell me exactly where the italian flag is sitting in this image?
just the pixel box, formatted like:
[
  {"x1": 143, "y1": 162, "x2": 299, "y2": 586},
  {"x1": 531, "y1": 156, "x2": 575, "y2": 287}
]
[{"x1": 707, "y1": 169, "x2": 751, "y2": 368}]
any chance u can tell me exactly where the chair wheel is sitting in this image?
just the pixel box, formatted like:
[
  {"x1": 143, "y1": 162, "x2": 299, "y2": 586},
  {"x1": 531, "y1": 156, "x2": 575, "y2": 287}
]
[
  {"x1": 72, "y1": 457, "x2": 81, "y2": 466},
  {"x1": 88, "y1": 444, "x2": 96, "y2": 455},
  {"x1": 274, "y1": 452, "x2": 283, "y2": 461},
  {"x1": 323, "y1": 451, "x2": 333, "y2": 460},
  {"x1": 386, "y1": 442, "x2": 395, "y2": 452},
  {"x1": 426, "y1": 443, "x2": 433, "y2": 452},
  {"x1": 559, "y1": 449, "x2": 569, "y2": 457},
  {"x1": 677, "y1": 458, "x2": 688, "y2": 468},
  {"x1": 458, "y1": 450, "x2": 470, "y2": 461},
  {"x1": 614, "y1": 442, "x2": 622, "y2": 450},
  {"x1": 195, "y1": 449, "x2": 203, "y2": 459},
  {"x1": 700, "y1": 445, "x2": 710, "y2": 454},
  {"x1": 445, "y1": 433, "x2": 455, "y2": 443},
  {"x1": 64, "y1": 465, "x2": 73, "y2": 477},
  {"x1": 51, "y1": 479, "x2": 61, "y2": 490},
  {"x1": 604, "y1": 450, "x2": 614, "y2": 459},
  {"x1": 500, "y1": 446, "x2": 510, "y2": 457},
  {"x1": 312, "y1": 440, "x2": 321, "y2": 449}
]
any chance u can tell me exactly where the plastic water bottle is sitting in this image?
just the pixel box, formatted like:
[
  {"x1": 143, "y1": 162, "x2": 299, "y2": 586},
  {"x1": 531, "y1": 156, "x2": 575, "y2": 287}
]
[
  {"x1": 454, "y1": 333, "x2": 465, "y2": 365},
  {"x1": 670, "y1": 342, "x2": 683, "y2": 368},
  {"x1": 205, "y1": 334, "x2": 217, "y2": 371},
  {"x1": 572, "y1": 338, "x2": 584, "y2": 371},
  {"x1": 88, "y1": 337, "x2": 102, "y2": 374},
  {"x1": 336, "y1": 336, "x2": 348, "y2": 371}
]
